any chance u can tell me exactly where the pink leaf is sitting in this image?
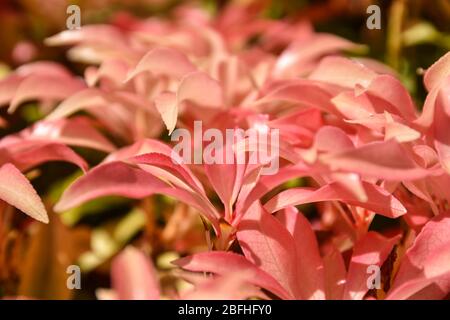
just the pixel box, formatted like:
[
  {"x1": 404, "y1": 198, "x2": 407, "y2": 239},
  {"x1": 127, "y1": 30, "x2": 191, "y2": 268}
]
[
  {"x1": 25, "y1": 117, "x2": 116, "y2": 153},
  {"x1": 0, "y1": 163, "x2": 48, "y2": 223},
  {"x1": 130, "y1": 152, "x2": 206, "y2": 195},
  {"x1": 237, "y1": 201, "x2": 301, "y2": 298},
  {"x1": 319, "y1": 139, "x2": 428, "y2": 180},
  {"x1": 154, "y1": 92, "x2": 178, "y2": 134},
  {"x1": 0, "y1": 62, "x2": 73, "y2": 107},
  {"x1": 85, "y1": 58, "x2": 129, "y2": 87},
  {"x1": 54, "y1": 161, "x2": 167, "y2": 212},
  {"x1": 174, "y1": 251, "x2": 292, "y2": 300},
  {"x1": 276, "y1": 207, "x2": 325, "y2": 299},
  {"x1": 314, "y1": 126, "x2": 354, "y2": 154},
  {"x1": 309, "y1": 56, "x2": 377, "y2": 89},
  {"x1": 45, "y1": 25, "x2": 128, "y2": 47},
  {"x1": 387, "y1": 212, "x2": 450, "y2": 300},
  {"x1": 424, "y1": 51, "x2": 450, "y2": 92},
  {"x1": 54, "y1": 159, "x2": 220, "y2": 231},
  {"x1": 111, "y1": 246, "x2": 160, "y2": 300},
  {"x1": 177, "y1": 71, "x2": 224, "y2": 108},
  {"x1": 103, "y1": 139, "x2": 175, "y2": 162},
  {"x1": 274, "y1": 34, "x2": 360, "y2": 78},
  {"x1": 16, "y1": 61, "x2": 73, "y2": 78},
  {"x1": 46, "y1": 88, "x2": 110, "y2": 121},
  {"x1": 204, "y1": 143, "x2": 245, "y2": 221},
  {"x1": 365, "y1": 75, "x2": 417, "y2": 121},
  {"x1": 332, "y1": 91, "x2": 375, "y2": 121},
  {"x1": 125, "y1": 47, "x2": 196, "y2": 81},
  {"x1": 256, "y1": 80, "x2": 335, "y2": 113},
  {"x1": 181, "y1": 273, "x2": 262, "y2": 300},
  {"x1": 384, "y1": 113, "x2": 421, "y2": 143},
  {"x1": 8, "y1": 74, "x2": 85, "y2": 113},
  {"x1": 0, "y1": 140, "x2": 88, "y2": 173},
  {"x1": 343, "y1": 232, "x2": 399, "y2": 300},
  {"x1": 432, "y1": 78, "x2": 450, "y2": 174},
  {"x1": 0, "y1": 75, "x2": 22, "y2": 107},
  {"x1": 323, "y1": 246, "x2": 346, "y2": 300},
  {"x1": 264, "y1": 181, "x2": 407, "y2": 218},
  {"x1": 235, "y1": 163, "x2": 311, "y2": 220},
  {"x1": 155, "y1": 71, "x2": 224, "y2": 133}
]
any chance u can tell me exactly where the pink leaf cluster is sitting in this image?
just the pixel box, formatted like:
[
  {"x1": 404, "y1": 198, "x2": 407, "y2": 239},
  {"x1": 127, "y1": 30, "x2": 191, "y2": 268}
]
[{"x1": 1, "y1": 4, "x2": 450, "y2": 300}]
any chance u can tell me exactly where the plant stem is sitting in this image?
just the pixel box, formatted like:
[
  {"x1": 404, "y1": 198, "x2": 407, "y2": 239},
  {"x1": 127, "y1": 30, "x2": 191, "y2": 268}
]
[{"x1": 387, "y1": 0, "x2": 407, "y2": 70}]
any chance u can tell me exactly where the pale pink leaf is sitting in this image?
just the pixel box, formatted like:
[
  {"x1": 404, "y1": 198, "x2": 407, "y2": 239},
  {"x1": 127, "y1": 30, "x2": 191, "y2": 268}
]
[
  {"x1": 276, "y1": 207, "x2": 325, "y2": 299},
  {"x1": 343, "y1": 232, "x2": 399, "y2": 300},
  {"x1": 0, "y1": 140, "x2": 88, "y2": 173},
  {"x1": 129, "y1": 152, "x2": 206, "y2": 195},
  {"x1": 0, "y1": 163, "x2": 48, "y2": 223},
  {"x1": 45, "y1": 25, "x2": 128, "y2": 47},
  {"x1": 323, "y1": 246, "x2": 347, "y2": 300},
  {"x1": 85, "y1": 59, "x2": 129, "y2": 87},
  {"x1": 8, "y1": 74, "x2": 85, "y2": 113},
  {"x1": 174, "y1": 251, "x2": 292, "y2": 300},
  {"x1": 103, "y1": 139, "x2": 175, "y2": 162},
  {"x1": 432, "y1": 78, "x2": 450, "y2": 174},
  {"x1": 256, "y1": 80, "x2": 335, "y2": 113},
  {"x1": 314, "y1": 126, "x2": 353, "y2": 154},
  {"x1": 264, "y1": 181, "x2": 407, "y2": 218},
  {"x1": 365, "y1": 75, "x2": 417, "y2": 121},
  {"x1": 319, "y1": 139, "x2": 428, "y2": 180},
  {"x1": 235, "y1": 163, "x2": 311, "y2": 220},
  {"x1": 154, "y1": 92, "x2": 178, "y2": 134},
  {"x1": 424, "y1": 51, "x2": 450, "y2": 91},
  {"x1": 0, "y1": 75, "x2": 22, "y2": 107},
  {"x1": 274, "y1": 34, "x2": 361, "y2": 78},
  {"x1": 46, "y1": 88, "x2": 109, "y2": 121},
  {"x1": 125, "y1": 47, "x2": 196, "y2": 81},
  {"x1": 237, "y1": 201, "x2": 300, "y2": 298},
  {"x1": 181, "y1": 273, "x2": 262, "y2": 300},
  {"x1": 177, "y1": 71, "x2": 224, "y2": 108},
  {"x1": 387, "y1": 212, "x2": 450, "y2": 300},
  {"x1": 204, "y1": 143, "x2": 245, "y2": 221},
  {"x1": 26, "y1": 117, "x2": 116, "y2": 153},
  {"x1": 111, "y1": 246, "x2": 160, "y2": 300},
  {"x1": 54, "y1": 161, "x2": 167, "y2": 212},
  {"x1": 309, "y1": 56, "x2": 377, "y2": 89}
]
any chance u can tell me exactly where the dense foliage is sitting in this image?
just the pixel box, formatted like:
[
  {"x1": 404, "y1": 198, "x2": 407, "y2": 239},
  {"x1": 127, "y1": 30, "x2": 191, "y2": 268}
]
[{"x1": 1, "y1": 0, "x2": 450, "y2": 300}]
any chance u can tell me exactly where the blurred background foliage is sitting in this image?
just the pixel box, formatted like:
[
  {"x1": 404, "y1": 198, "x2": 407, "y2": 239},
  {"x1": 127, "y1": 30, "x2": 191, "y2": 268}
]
[
  {"x1": 0, "y1": 0, "x2": 449, "y2": 299},
  {"x1": 1, "y1": 0, "x2": 449, "y2": 100}
]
